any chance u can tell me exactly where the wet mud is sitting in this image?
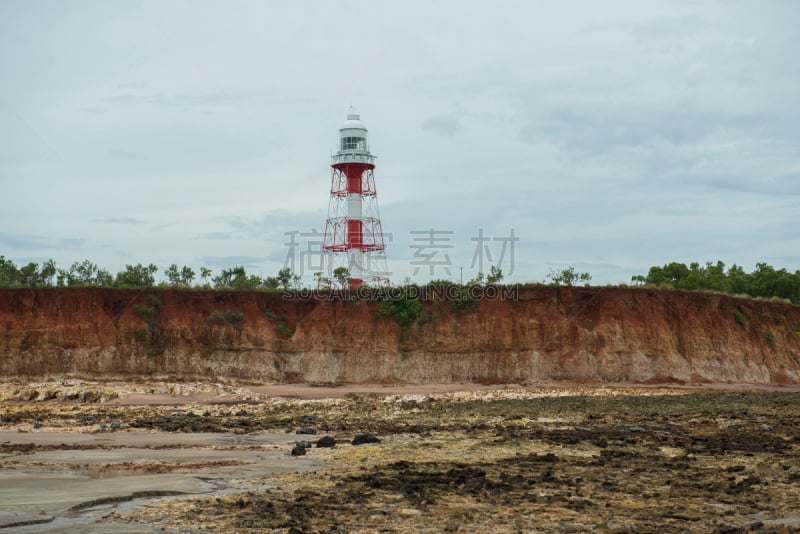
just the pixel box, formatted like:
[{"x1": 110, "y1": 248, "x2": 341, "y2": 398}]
[
  {"x1": 2, "y1": 385, "x2": 799, "y2": 531},
  {"x1": 112, "y1": 389, "x2": 800, "y2": 533}
]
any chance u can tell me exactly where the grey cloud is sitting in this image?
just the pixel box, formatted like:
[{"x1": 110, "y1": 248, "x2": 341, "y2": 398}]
[
  {"x1": 106, "y1": 148, "x2": 146, "y2": 160},
  {"x1": 420, "y1": 113, "x2": 463, "y2": 137},
  {"x1": 520, "y1": 108, "x2": 768, "y2": 153},
  {"x1": 79, "y1": 107, "x2": 107, "y2": 115},
  {"x1": 90, "y1": 218, "x2": 149, "y2": 225},
  {"x1": 1, "y1": 2, "x2": 798, "y2": 285},
  {"x1": 631, "y1": 15, "x2": 705, "y2": 41},
  {"x1": 212, "y1": 212, "x2": 323, "y2": 240},
  {"x1": 192, "y1": 232, "x2": 236, "y2": 240},
  {"x1": 116, "y1": 81, "x2": 148, "y2": 89},
  {"x1": 0, "y1": 233, "x2": 86, "y2": 250},
  {"x1": 699, "y1": 172, "x2": 800, "y2": 196},
  {"x1": 102, "y1": 92, "x2": 248, "y2": 108}
]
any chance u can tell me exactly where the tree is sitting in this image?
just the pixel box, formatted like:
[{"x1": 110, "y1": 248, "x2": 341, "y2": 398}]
[
  {"x1": 630, "y1": 274, "x2": 647, "y2": 286},
  {"x1": 0, "y1": 256, "x2": 20, "y2": 287},
  {"x1": 180, "y1": 266, "x2": 196, "y2": 286},
  {"x1": 40, "y1": 260, "x2": 57, "y2": 286},
  {"x1": 314, "y1": 271, "x2": 331, "y2": 289},
  {"x1": 60, "y1": 260, "x2": 113, "y2": 287},
  {"x1": 165, "y1": 264, "x2": 181, "y2": 287},
  {"x1": 200, "y1": 267, "x2": 213, "y2": 288},
  {"x1": 726, "y1": 264, "x2": 750, "y2": 294},
  {"x1": 276, "y1": 267, "x2": 300, "y2": 290},
  {"x1": 18, "y1": 263, "x2": 39, "y2": 287},
  {"x1": 115, "y1": 263, "x2": 158, "y2": 288},
  {"x1": 546, "y1": 267, "x2": 591, "y2": 286},
  {"x1": 213, "y1": 266, "x2": 265, "y2": 291},
  {"x1": 164, "y1": 264, "x2": 196, "y2": 287},
  {"x1": 486, "y1": 266, "x2": 504, "y2": 284},
  {"x1": 633, "y1": 260, "x2": 800, "y2": 304},
  {"x1": 333, "y1": 267, "x2": 351, "y2": 288},
  {"x1": 468, "y1": 272, "x2": 485, "y2": 286}
]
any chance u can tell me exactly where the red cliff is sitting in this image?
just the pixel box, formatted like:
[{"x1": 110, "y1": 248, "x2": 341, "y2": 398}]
[{"x1": 1, "y1": 287, "x2": 799, "y2": 384}]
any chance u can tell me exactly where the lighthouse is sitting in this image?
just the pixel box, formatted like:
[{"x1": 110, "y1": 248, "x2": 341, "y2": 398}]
[{"x1": 322, "y1": 110, "x2": 389, "y2": 287}]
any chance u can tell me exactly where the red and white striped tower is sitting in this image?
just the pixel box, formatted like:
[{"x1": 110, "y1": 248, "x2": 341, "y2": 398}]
[{"x1": 323, "y1": 110, "x2": 389, "y2": 287}]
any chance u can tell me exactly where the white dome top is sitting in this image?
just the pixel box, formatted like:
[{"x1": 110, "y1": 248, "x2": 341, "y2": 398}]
[{"x1": 340, "y1": 112, "x2": 367, "y2": 132}]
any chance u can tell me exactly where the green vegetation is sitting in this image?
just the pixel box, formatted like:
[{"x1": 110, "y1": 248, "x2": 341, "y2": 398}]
[
  {"x1": 450, "y1": 290, "x2": 478, "y2": 313},
  {"x1": 632, "y1": 261, "x2": 800, "y2": 304},
  {"x1": 546, "y1": 267, "x2": 592, "y2": 286},
  {"x1": 486, "y1": 265, "x2": 504, "y2": 284},
  {"x1": 0, "y1": 257, "x2": 57, "y2": 287},
  {"x1": 733, "y1": 309, "x2": 746, "y2": 328},
  {"x1": 275, "y1": 316, "x2": 294, "y2": 338},
  {"x1": 2, "y1": 253, "x2": 798, "y2": 308},
  {"x1": 377, "y1": 288, "x2": 432, "y2": 329},
  {"x1": 132, "y1": 295, "x2": 166, "y2": 354},
  {"x1": 164, "y1": 264, "x2": 196, "y2": 287},
  {"x1": 132, "y1": 295, "x2": 163, "y2": 327},
  {"x1": 59, "y1": 260, "x2": 113, "y2": 287},
  {"x1": 213, "y1": 266, "x2": 299, "y2": 291},
  {"x1": 0, "y1": 255, "x2": 301, "y2": 292},
  {"x1": 263, "y1": 307, "x2": 292, "y2": 337},
  {"x1": 115, "y1": 263, "x2": 158, "y2": 288},
  {"x1": 765, "y1": 331, "x2": 777, "y2": 346},
  {"x1": 333, "y1": 267, "x2": 351, "y2": 288},
  {"x1": 207, "y1": 310, "x2": 245, "y2": 332},
  {"x1": 418, "y1": 280, "x2": 479, "y2": 313}
]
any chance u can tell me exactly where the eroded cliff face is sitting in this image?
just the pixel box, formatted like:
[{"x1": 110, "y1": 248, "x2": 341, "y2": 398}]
[{"x1": 1, "y1": 287, "x2": 799, "y2": 384}]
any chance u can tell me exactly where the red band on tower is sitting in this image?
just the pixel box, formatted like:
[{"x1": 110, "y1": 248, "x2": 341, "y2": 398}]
[{"x1": 322, "y1": 111, "x2": 388, "y2": 287}]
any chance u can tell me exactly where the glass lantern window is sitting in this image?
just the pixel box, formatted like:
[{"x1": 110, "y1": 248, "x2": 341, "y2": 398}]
[{"x1": 342, "y1": 137, "x2": 366, "y2": 151}]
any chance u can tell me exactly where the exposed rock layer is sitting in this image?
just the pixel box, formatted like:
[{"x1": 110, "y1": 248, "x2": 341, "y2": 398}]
[{"x1": 1, "y1": 287, "x2": 799, "y2": 384}]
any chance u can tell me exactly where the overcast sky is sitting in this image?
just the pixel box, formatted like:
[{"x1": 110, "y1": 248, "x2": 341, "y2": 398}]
[{"x1": 1, "y1": 0, "x2": 798, "y2": 285}]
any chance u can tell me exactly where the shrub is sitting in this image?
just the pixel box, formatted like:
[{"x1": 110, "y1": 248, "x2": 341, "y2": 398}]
[
  {"x1": 132, "y1": 295, "x2": 166, "y2": 355},
  {"x1": 733, "y1": 309, "x2": 746, "y2": 328},
  {"x1": 450, "y1": 287, "x2": 479, "y2": 314},
  {"x1": 378, "y1": 290, "x2": 431, "y2": 329},
  {"x1": 207, "y1": 310, "x2": 245, "y2": 331},
  {"x1": 765, "y1": 332, "x2": 777, "y2": 346},
  {"x1": 276, "y1": 316, "x2": 294, "y2": 338}
]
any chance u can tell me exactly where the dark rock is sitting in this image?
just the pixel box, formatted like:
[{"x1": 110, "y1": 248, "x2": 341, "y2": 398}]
[
  {"x1": 296, "y1": 427, "x2": 317, "y2": 435},
  {"x1": 110, "y1": 421, "x2": 121, "y2": 430},
  {"x1": 352, "y1": 433, "x2": 381, "y2": 445},
  {"x1": 316, "y1": 436, "x2": 336, "y2": 448},
  {"x1": 291, "y1": 444, "x2": 307, "y2": 456},
  {"x1": 628, "y1": 426, "x2": 645, "y2": 433}
]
